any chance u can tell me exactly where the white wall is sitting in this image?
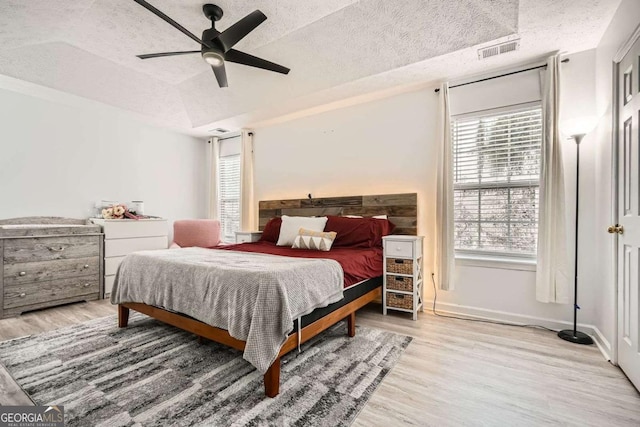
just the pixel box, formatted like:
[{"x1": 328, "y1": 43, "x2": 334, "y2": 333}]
[
  {"x1": 591, "y1": 0, "x2": 640, "y2": 359},
  {"x1": 0, "y1": 84, "x2": 208, "y2": 239},
  {"x1": 252, "y1": 48, "x2": 602, "y2": 332},
  {"x1": 429, "y1": 49, "x2": 600, "y2": 329},
  {"x1": 253, "y1": 89, "x2": 439, "y2": 272}
]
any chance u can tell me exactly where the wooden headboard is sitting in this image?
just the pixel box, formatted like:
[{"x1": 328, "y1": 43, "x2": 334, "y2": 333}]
[{"x1": 258, "y1": 193, "x2": 417, "y2": 235}]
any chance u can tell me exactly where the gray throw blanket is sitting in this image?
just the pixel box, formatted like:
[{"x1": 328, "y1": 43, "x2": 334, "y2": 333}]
[{"x1": 110, "y1": 247, "x2": 344, "y2": 373}]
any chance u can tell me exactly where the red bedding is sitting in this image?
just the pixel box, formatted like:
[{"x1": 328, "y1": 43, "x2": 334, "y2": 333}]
[{"x1": 214, "y1": 241, "x2": 383, "y2": 287}]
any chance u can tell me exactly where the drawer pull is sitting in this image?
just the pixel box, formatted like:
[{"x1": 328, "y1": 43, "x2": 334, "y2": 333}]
[
  {"x1": 395, "y1": 276, "x2": 404, "y2": 281},
  {"x1": 84, "y1": 283, "x2": 91, "y2": 288},
  {"x1": 19, "y1": 293, "x2": 26, "y2": 298},
  {"x1": 47, "y1": 246, "x2": 65, "y2": 252},
  {"x1": 83, "y1": 264, "x2": 90, "y2": 269},
  {"x1": 394, "y1": 259, "x2": 403, "y2": 264},
  {"x1": 19, "y1": 271, "x2": 26, "y2": 277}
]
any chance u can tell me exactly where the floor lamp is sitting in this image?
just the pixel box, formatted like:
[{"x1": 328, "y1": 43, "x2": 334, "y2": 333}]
[{"x1": 558, "y1": 133, "x2": 594, "y2": 345}]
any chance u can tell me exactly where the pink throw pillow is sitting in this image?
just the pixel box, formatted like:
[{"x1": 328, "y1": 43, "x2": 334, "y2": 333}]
[{"x1": 172, "y1": 219, "x2": 221, "y2": 248}]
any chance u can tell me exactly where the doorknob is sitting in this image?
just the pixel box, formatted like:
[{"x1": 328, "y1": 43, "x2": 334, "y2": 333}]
[{"x1": 607, "y1": 224, "x2": 624, "y2": 234}]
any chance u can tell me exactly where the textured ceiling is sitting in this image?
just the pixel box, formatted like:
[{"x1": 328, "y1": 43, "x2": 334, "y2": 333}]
[{"x1": 0, "y1": 0, "x2": 622, "y2": 133}]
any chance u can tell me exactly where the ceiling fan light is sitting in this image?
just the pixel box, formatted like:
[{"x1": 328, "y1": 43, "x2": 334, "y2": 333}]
[{"x1": 202, "y1": 51, "x2": 224, "y2": 66}]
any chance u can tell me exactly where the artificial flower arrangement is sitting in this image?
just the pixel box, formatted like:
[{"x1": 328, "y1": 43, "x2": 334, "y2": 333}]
[{"x1": 101, "y1": 204, "x2": 141, "y2": 220}]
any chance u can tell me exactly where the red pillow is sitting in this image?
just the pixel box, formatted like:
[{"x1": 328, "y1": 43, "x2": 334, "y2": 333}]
[
  {"x1": 324, "y1": 216, "x2": 396, "y2": 248},
  {"x1": 259, "y1": 217, "x2": 282, "y2": 243}
]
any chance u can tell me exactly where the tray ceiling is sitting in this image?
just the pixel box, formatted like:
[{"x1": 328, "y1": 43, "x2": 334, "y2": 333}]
[{"x1": 0, "y1": 0, "x2": 621, "y2": 134}]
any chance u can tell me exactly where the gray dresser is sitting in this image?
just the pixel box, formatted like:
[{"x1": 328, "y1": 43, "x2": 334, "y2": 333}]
[{"x1": 0, "y1": 217, "x2": 104, "y2": 318}]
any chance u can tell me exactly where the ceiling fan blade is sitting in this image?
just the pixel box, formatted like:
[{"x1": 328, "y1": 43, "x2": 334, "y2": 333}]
[
  {"x1": 225, "y1": 49, "x2": 290, "y2": 74},
  {"x1": 137, "y1": 50, "x2": 201, "y2": 59},
  {"x1": 214, "y1": 10, "x2": 267, "y2": 52},
  {"x1": 212, "y1": 64, "x2": 228, "y2": 88},
  {"x1": 132, "y1": 0, "x2": 213, "y2": 49}
]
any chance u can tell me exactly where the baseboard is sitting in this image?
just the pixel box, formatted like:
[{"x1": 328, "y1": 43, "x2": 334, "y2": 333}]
[
  {"x1": 590, "y1": 325, "x2": 612, "y2": 362},
  {"x1": 426, "y1": 300, "x2": 611, "y2": 361}
]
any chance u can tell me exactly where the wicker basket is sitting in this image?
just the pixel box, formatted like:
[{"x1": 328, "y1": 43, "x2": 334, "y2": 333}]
[
  {"x1": 387, "y1": 292, "x2": 413, "y2": 310},
  {"x1": 386, "y1": 258, "x2": 413, "y2": 275},
  {"x1": 386, "y1": 275, "x2": 414, "y2": 292}
]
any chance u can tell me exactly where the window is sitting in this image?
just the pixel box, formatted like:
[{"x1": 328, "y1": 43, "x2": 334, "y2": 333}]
[
  {"x1": 218, "y1": 137, "x2": 241, "y2": 243},
  {"x1": 452, "y1": 105, "x2": 542, "y2": 257}
]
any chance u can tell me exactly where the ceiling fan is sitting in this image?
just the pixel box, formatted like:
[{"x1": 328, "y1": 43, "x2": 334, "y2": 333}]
[{"x1": 133, "y1": 0, "x2": 290, "y2": 88}]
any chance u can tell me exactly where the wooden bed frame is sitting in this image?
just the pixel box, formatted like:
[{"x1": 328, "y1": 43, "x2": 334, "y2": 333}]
[
  {"x1": 118, "y1": 286, "x2": 380, "y2": 397},
  {"x1": 117, "y1": 193, "x2": 416, "y2": 397}
]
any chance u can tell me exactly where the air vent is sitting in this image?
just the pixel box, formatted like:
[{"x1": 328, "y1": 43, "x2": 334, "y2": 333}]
[
  {"x1": 477, "y1": 39, "x2": 520, "y2": 60},
  {"x1": 208, "y1": 128, "x2": 230, "y2": 134}
]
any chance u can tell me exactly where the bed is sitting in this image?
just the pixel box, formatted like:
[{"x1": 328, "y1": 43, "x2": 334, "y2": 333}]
[{"x1": 113, "y1": 193, "x2": 417, "y2": 397}]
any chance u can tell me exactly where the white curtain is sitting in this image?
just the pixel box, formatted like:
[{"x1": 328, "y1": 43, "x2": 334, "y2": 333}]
[
  {"x1": 536, "y1": 54, "x2": 571, "y2": 304},
  {"x1": 239, "y1": 129, "x2": 256, "y2": 231},
  {"x1": 435, "y1": 83, "x2": 455, "y2": 290},
  {"x1": 207, "y1": 137, "x2": 220, "y2": 219}
]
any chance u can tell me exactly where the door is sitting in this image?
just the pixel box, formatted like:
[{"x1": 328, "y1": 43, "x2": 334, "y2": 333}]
[{"x1": 617, "y1": 34, "x2": 640, "y2": 390}]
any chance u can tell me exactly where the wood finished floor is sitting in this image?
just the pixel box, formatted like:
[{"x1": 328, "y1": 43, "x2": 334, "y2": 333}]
[{"x1": 1, "y1": 300, "x2": 639, "y2": 426}]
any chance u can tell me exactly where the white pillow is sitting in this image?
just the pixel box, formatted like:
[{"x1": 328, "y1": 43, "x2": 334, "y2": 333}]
[{"x1": 276, "y1": 215, "x2": 328, "y2": 246}]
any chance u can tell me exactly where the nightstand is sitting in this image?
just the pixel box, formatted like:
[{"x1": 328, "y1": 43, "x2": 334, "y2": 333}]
[
  {"x1": 382, "y1": 235, "x2": 424, "y2": 320},
  {"x1": 235, "y1": 231, "x2": 262, "y2": 243}
]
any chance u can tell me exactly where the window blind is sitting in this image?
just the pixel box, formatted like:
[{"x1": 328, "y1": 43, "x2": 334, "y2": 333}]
[
  {"x1": 218, "y1": 153, "x2": 241, "y2": 243},
  {"x1": 452, "y1": 105, "x2": 542, "y2": 256}
]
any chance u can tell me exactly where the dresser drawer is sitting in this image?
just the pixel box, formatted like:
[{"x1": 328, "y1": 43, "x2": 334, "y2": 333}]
[
  {"x1": 99, "y1": 220, "x2": 167, "y2": 239},
  {"x1": 3, "y1": 236, "x2": 100, "y2": 263},
  {"x1": 105, "y1": 256, "x2": 126, "y2": 276},
  {"x1": 236, "y1": 234, "x2": 253, "y2": 244},
  {"x1": 4, "y1": 256, "x2": 99, "y2": 286},
  {"x1": 386, "y1": 292, "x2": 414, "y2": 310},
  {"x1": 235, "y1": 232, "x2": 262, "y2": 243},
  {"x1": 105, "y1": 236, "x2": 167, "y2": 257},
  {"x1": 385, "y1": 240, "x2": 413, "y2": 258},
  {"x1": 386, "y1": 258, "x2": 414, "y2": 275},
  {"x1": 386, "y1": 275, "x2": 414, "y2": 292},
  {"x1": 4, "y1": 276, "x2": 100, "y2": 309},
  {"x1": 105, "y1": 275, "x2": 115, "y2": 295}
]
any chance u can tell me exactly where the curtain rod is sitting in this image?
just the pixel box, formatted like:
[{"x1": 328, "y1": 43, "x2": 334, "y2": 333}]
[{"x1": 434, "y1": 58, "x2": 570, "y2": 93}]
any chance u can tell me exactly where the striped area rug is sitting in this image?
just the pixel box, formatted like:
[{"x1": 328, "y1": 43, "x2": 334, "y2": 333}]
[{"x1": 0, "y1": 313, "x2": 411, "y2": 426}]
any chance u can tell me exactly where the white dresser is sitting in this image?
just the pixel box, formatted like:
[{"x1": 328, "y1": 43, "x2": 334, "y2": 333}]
[{"x1": 90, "y1": 218, "x2": 168, "y2": 296}]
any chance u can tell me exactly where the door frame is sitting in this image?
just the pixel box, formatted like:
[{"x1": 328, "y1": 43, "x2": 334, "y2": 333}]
[{"x1": 612, "y1": 24, "x2": 640, "y2": 366}]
